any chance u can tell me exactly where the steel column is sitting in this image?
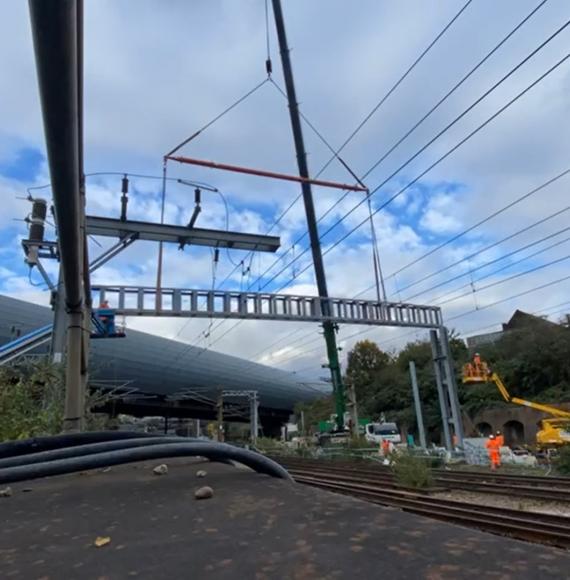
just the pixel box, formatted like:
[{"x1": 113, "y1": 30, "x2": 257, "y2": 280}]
[
  {"x1": 430, "y1": 329, "x2": 452, "y2": 450},
  {"x1": 272, "y1": 0, "x2": 345, "y2": 429},
  {"x1": 439, "y1": 326, "x2": 465, "y2": 448},
  {"x1": 409, "y1": 360, "x2": 427, "y2": 448}
]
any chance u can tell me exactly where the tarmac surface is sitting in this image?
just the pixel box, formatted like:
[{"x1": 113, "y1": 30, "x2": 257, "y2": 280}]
[{"x1": 1, "y1": 458, "x2": 569, "y2": 579}]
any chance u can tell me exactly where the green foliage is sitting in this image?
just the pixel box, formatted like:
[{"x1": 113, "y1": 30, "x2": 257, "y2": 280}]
[
  {"x1": 0, "y1": 361, "x2": 110, "y2": 441},
  {"x1": 294, "y1": 396, "x2": 334, "y2": 434},
  {"x1": 554, "y1": 446, "x2": 570, "y2": 475},
  {"x1": 391, "y1": 451, "x2": 434, "y2": 489},
  {"x1": 346, "y1": 339, "x2": 391, "y2": 403},
  {"x1": 0, "y1": 361, "x2": 65, "y2": 441},
  {"x1": 340, "y1": 321, "x2": 570, "y2": 444}
]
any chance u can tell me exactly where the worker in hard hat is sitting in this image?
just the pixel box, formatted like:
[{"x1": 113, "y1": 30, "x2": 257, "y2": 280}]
[
  {"x1": 98, "y1": 299, "x2": 114, "y2": 336},
  {"x1": 485, "y1": 434, "x2": 501, "y2": 471},
  {"x1": 473, "y1": 352, "x2": 482, "y2": 370},
  {"x1": 495, "y1": 430, "x2": 504, "y2": 448}
]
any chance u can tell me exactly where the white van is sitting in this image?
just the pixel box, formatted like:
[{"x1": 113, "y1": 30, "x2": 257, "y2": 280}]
[{"x1": 365, "y1": 422, "x2": 402, "y2": 445}]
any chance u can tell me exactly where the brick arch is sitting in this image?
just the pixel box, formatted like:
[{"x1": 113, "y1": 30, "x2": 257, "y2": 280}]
[
  {"x1": 475, "y1": 422, "x2": 493, "y2": 437},
  {"x1": 503, "y1": 420, "x2": 525, "y2": 446}
]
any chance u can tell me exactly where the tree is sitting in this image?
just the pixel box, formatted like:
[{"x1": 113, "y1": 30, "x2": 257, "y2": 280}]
[
  {"x1": 294, "y1": 396, "x2": 334, "y2": 434},
  {"x1": 345, "y1": 340, "x2": 390, "y2": 404}
]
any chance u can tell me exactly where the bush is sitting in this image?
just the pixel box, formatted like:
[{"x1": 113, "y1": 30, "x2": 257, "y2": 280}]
[
  {"x1": 391, "y1": 452, "x2": 434, "y2": 489},
  {"x1": 554, "y1": 446, "x2": 570, "y2": 475},
  {"x1": 0, "y1": 360, "x2": 110, "y2": 441}
]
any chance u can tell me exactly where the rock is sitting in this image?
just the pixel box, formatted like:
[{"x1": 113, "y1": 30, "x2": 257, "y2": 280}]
[
  {"x1": 195, "y1": 486, "x2": 214, "y2": 500},
  {"x1": 0, "y1": 486, "x2": 12, "y2": 498},
  {"x1": 153, "y1": 464, "x2": 168, "y2": 475},
  {"x1": 94, "y1": 536, "x2": 111, "y2": 547},
  {"x1": 196, "y1": 470, "x2": 207, "y2": 478}
]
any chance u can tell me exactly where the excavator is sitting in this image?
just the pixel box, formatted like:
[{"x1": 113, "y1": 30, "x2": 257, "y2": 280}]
[{"x1": 462, "y1": 355, "x2": 570, "y2": 449}]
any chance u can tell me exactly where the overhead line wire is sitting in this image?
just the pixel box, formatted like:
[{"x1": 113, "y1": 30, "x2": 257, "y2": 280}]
[
  {"x1": 246, "y1": 28, "x2": 570, "y2": 294},
  {"x1": 288, "y1": 51, "x2": 570, "y2": 286},
  {"x1": 390, "y1": 202, "x2": 570, "y2": 298},
  {"x1": 254, "y1": 0, "x2": 547, "y2": 291},
  {"x1": 404, "y1": 221, "x2": 570, "y2": 302},
  {"x1": 314, "y1": 0, "x2": 475, "y2": 178}
]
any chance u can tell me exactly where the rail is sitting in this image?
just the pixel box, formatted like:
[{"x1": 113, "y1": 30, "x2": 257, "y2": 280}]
[{"x1": 276, "y1": 459, "x2": 570, "y2": 548}]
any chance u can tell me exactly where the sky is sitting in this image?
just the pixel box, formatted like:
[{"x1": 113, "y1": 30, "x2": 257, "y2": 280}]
[{"x1": 1, "y1": 0, "x2": 570, "y2": 381}]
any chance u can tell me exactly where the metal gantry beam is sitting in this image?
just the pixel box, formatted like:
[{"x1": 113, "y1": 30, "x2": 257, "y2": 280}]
[
  {"x1": 85, "y1": 216, "x2": 281, "y2": 253},
  {"x1": 91, "y1": 285, "x2": 443, "y2": 328}
]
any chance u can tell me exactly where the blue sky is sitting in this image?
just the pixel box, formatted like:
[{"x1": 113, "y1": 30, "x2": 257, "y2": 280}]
[{"x1": 1, "y1": 0, "x2": 570, "y2": 378}]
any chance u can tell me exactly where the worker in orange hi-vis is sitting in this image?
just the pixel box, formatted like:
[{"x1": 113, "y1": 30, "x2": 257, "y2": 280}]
[
  {"x1": 473, "y1": 352, "x2": 482, "y2": 371},
  {"x1": 495, "y1": 431, "x2": 504, "y2": 449},
  {"x1": 381, "y1": 438, "x2": 390, "y2": 457},
  {"x1": 485, "y1": 434, "x2": 501, "y2": 471}
]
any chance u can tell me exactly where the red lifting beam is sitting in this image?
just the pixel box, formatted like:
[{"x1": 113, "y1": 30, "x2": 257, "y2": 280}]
[{"x1": 165, "y1": 155, "x2": 368, "y2": 192}]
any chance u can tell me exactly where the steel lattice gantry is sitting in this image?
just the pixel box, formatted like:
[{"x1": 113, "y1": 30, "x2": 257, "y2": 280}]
[{"x1": 91, "y1": 285, "x2": 443, "y2": 328}]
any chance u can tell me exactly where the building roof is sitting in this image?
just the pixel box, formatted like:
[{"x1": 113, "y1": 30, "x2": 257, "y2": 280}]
[
  {"x1": 502, "y1": 309, "x2": 560, "y2": 331},
  {"x1": 0, "y1": 294, "x2": 328, "y2": 411}
]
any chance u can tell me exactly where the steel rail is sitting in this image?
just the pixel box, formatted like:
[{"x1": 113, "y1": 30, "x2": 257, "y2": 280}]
[
  {"x1": 277, "y1": 459, "x2": 570, "y2": 503},
  {"x1": 278, "y1": 457, "x2": 570, "y2": 486},
  {"x1": 290, "y1": 472, "x2": 570, "y2": 549}
]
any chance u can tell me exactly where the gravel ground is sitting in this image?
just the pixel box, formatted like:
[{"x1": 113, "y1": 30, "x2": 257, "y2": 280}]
[{"x1": 433, "y1": 489, "x2": 570, "y2": 517}]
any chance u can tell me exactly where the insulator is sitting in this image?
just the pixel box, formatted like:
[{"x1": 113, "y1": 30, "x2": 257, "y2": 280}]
[
  {"x1": 214, "y1": 248, "x2": 220, "y2": 263},
  {"x1": 121, "y1": 175, "x2": 129, "y2": 194},
  {"x1": 31, "y1": 198, "x2": 47, "y2": 221},
  {"x1": 29, "y1": 222, "x2": 45, "y2": 243},
  {"x1": 120, "y1": 175, "x2": 129, "y2": 221},
  {"x1": 195, "y1": 188, "x2": 201, "y2": 204}
]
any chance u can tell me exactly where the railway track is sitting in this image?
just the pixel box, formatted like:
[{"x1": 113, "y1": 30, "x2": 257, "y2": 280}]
[
  {"x1": 285, "y1": 466, "x2": 570, "y2": 549},
  {"x1": 276, "y1": 457, "x2": 570, "y2": 503}
]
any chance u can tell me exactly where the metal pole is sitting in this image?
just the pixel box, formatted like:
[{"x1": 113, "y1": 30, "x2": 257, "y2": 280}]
[
  {"x1": 430, "y1": 330, "x2": 452, "y2": 450},
  {"x1": 272, "y1": 0, "x2": 345, "y2": 430},
  {"x1": 217, "y1": 391, "x2": 224, "y2": 442},
  {"x1": 50, "y1": 272, "x2": 67, "y2": 364},
  {"x1": 64, "y1": 310, "x2": 83, "y2": 432},
  {"x1": 156, "y1": 160, "x2": 167, "y2": 310},
  {"x1": 29, "y1": 0, "x2": 86, "y2": 432},
  {"x1": 196, "y1": 419, "x2": 201, "y2": 438},
  {"x1": 439, "y1": 326, "x2": 465, "y2": 447},
  {"x1": 251, "y1": 393, "x2": 259, "y2": 445},
  {"x1": 409, "y1": 361, "x2": 427, "y2": 448}
]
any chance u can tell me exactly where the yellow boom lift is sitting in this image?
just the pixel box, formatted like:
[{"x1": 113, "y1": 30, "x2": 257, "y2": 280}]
[{"x1": 462, "y1": 356, "x2": 570, "y2": 448}]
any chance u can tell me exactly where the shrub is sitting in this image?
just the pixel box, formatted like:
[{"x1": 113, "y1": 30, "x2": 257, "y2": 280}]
[
  {"x1": 391, "y1": 452, "x2": 434, "y2": 489},
  {"x1": 554, "y1": 446, "x2": 570, "y2": 475},
  {"x1": 0, "y1": 360, "x2": 110, "y2": 441}
]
